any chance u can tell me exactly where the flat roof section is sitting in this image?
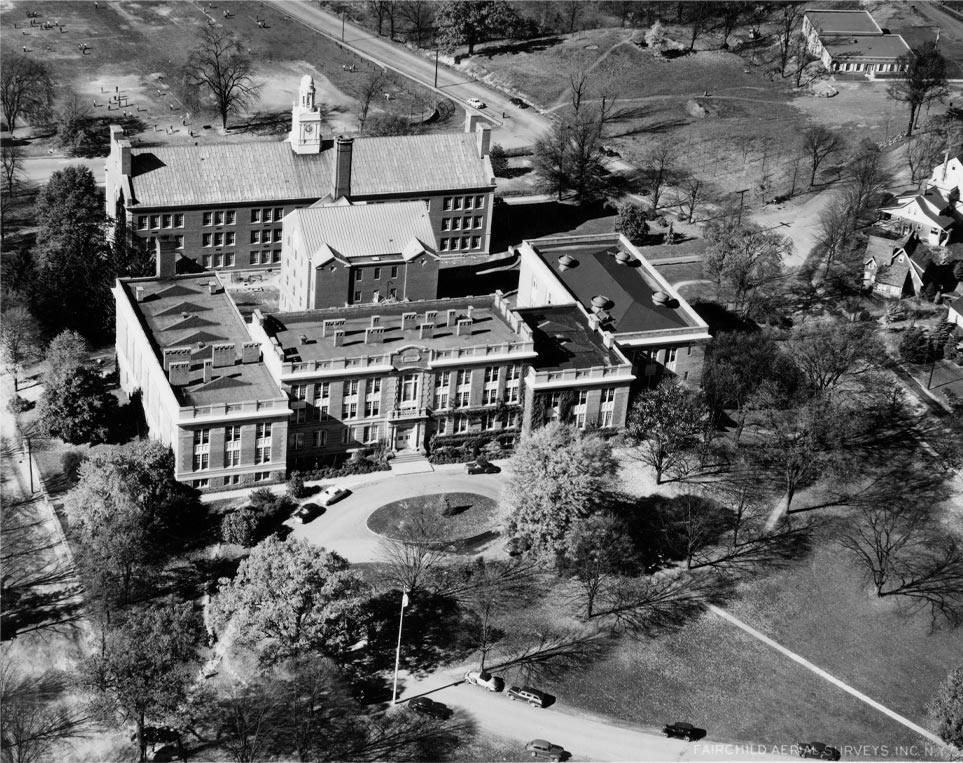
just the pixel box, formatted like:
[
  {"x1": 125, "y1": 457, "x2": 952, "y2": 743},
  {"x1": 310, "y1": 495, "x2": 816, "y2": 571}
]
[
  {"x1": 264, "y1": 296, "x2": 525, "y2": 363},
  {"x1": 822, "y1": 34, "x2": 911, "y2": 61},
  {"x1": 121, "y1": 275, "x2": 284, "y2": 407},
  {"x1": 517, "y1": 305, "x2": 624, "y2": 372},
  {"x1": 805, "y1": 9, "x2": 882, "y2": 36},
  {"x1": 529, "y1": 239, "x2": 699, "y2": 334}
]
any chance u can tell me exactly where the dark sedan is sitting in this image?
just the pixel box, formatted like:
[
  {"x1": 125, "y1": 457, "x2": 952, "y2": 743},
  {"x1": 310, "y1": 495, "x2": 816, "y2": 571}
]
[
  {"x1": 408, "y1": 697, "x2": 453, "y2": 720},
  {"x1": 662, "y1": 722, "x2": 699, "y2": 741},
  {"x1": 510, "y1": 96, "x2": 528, "y2": 108},
  {"x1": 466, "y1": 460, "x2": 500, "y2": 475},
  {"x1": 293, "y1": 503, "x2": 324, "y2": 523}
]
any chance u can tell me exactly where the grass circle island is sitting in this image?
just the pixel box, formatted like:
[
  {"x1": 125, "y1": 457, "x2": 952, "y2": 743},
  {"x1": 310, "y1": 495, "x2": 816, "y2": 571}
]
[{"x1": 366, "y1": 492, "x2": 499, "y2": 551}]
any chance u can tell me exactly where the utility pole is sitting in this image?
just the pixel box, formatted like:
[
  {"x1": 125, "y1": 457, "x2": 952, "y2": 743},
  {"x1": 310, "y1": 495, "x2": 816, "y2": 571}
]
[
  {"x1": 434, "y1": 48, "x2": 439, "y2": 89},
  {"x1": 26, "y1": 437, "x2": 34, "y2": 494},
  {"x1": 390, "y1": 590, "x2": 409, "y2": 705},
  {"x1": 735, "y1": 188, "x2": 749, "y2": 225},
  {"x1": 341, "y1": 11, "x2": 345, "y2": 44}
]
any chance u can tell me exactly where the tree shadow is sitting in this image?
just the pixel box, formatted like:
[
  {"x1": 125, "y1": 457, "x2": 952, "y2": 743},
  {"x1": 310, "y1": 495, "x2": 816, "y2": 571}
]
[
  {"x1": 690, "y1": 300, "x2": 757, "y2": 332},
  {"x1": 490, "y1": 199, "x2": 612, "y2": 252},
  {"x1": 475, "y1": 36, "x2": 564, "y2": 59}
]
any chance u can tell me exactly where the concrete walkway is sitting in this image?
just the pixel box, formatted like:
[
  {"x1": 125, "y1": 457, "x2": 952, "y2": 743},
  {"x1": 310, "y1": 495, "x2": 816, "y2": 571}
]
[{"x1": 708, "y1": 605, "x2": 947, "y2": 748}]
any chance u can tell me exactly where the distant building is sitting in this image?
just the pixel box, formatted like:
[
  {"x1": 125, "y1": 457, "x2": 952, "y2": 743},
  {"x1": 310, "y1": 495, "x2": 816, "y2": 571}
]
[
  {"x1": 928, "y1": 151, "x2": 963, "y2": 197},
  {"x1": 105, "y1": 75, "x2": 496, "y2": 271},
  {"x1": 516, "y1": 234, "x2": 711, "y2": 389},
  {"x1": 862, "y1": 232, "x2": 922, "y2": 298},
  {"x1": 278, "y1": 201, "x2": 439, "y2": 312},
  {"x1": 879, "y1": 186, "x2": 961, "y2": 247},
  {"x1": 803, "y1": 8, "x2": 911, "y2": 75}
]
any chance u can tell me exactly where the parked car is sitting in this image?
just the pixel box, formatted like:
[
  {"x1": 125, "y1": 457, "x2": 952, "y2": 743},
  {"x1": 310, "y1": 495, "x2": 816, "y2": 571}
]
[
  {"x1": 317, "y1": 486, "x2": 350, "y2": 506},
  {"x1": 506, "y1": 685, "x2": 549, "y2": 707},
  {"x1": 466, "y1": 460, "x2": 500, "y2": 475},
  {"x1": 509, "y1": 96, "x2": 528, "y2": 108},
  {"x1": 408, "y1": 697, "x2": 453, "y2": 720},
  {"x1": 293, "y1": 503, "x2": 324, "y2": 523},
  {"x1": 662, "y1": 722, "x2": 698, "y2": 741},
  {"x1": 797, "y1": 742, "x2": 841, "y2": 761},
  {"x1": 467, "y1": 97, "x2": 486, "y2": 109},
  {"x1": 525, "y1": 739, "x2": 567, "y2": 761},
  {"x1": 464, "y1": 670, "x2": 504, "y2": 692},
  {"x1": 601, "y1": 145, "x2": 621, "y2": 158}
]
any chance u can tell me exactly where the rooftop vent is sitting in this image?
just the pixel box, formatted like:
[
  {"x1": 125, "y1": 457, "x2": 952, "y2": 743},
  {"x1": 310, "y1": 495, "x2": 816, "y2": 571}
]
[
  {"x1": 615, "y1": 250, "x2": 637, "y2": 266},
  {"x1": 652, "y1": 290, "x2": 670, "y2": 306},
  {"x1": 591, "y1": 295, "x2": 614, "y2": 310},
  {"x1": 299, "y1": 334, "x2": 309, "y2": 345},
  {"x1": 558, "y1": 254, "x2": 578, "y2": 271}
]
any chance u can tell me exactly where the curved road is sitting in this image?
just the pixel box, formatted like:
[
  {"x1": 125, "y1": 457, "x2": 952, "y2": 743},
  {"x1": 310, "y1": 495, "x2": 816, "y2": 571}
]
[{"x1": 268, "y1": 0, "x2": 552, "y2": 149}]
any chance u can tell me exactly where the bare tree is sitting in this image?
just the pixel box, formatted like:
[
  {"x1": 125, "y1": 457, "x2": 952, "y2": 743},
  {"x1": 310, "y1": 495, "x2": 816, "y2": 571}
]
[
  {"x1": 816, "y1": 200, "x2": 853, "y2": 276},
  {"x1": 0, "y1": 305, "x2": 43, "y2": 392},
  {"x1": 54, "y1": 93, "x2": 91, "y2": 152},
  {"x1": 0, "y1": 52, "x2": 54, "y2": 133},
  {"x1": 888, "y1": 41, "x2": 949, "y2": 137},
  {"x1": 369, "y1": 0, "x2": 399, "y2": 38},
  {"x1": 777, "y1": 3, "x2": 804, "y2": 76},
  {"x1": 0, "y1": 143, "x2": 24, "y2": 243},
  {"x1": 717, "y1": 2, "x2": 742, "y2": 49},
  {"x1": 356, "y1": 70, "x2": 387, "y2": 134},
  {"x1": 842, "y1": 141, "x2": 888, "y2": 225},
  {"x1": 791, "y1": 31, "x2": 818, "y2": 88},
  {"x1": 183, "y1": 26, "x2": 259, "y2": 130},
  {"x1": 398, "y1": 0, "x2": 435, "y2": 46},
  {"x1": 378, "y1": 507, "x2": 447, "y2": 594},
  {"x1": 802, "y1": 126, "x2": 842, "y2": 188},
  {"x1": 679, "y1": 173, "x2": 703, "y2": 222},
  {"x1": 906, "y1": 129, "x2": 947, "y2": 184},
  {"x1": 787, "y1": 320, "x2": 885, "y2": 395},
  {"x1": 641, "y1": 139, "x2": 678, "y2": 212}
]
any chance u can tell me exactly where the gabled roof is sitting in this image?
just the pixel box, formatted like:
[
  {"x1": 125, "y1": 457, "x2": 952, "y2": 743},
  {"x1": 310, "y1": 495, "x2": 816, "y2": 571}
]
[
  {"x1": 881, "y1": 189, "x2": 957, "y2": 229},
  {"x1": 290, "y1": 202, "x2": 437, "y2": 263},
  {"x1": 805, "y1": 9, "x2": 882, "y2": 36},
  {"x1": 127, "y1": 132, "x2": 493, "y2": 209},
  {"x1": 822, "y1": 33, "x2": 911, "y2": 61}
]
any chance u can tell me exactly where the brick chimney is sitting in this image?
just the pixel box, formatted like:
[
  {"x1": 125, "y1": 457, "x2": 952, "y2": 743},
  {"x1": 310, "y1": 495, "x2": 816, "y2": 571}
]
[
  {"x1": 365, "y1": 326, "x2": 385, "y2": 344},
  {"x1": 333, "y1": 330, "x2": 344, "y2": 347},
  {"x1": 156, "y1": 236, "x2": 177, "y2": 280},
  {"x1": 456, "y1": 318, "x2": 473, "y2": 336},
  {"x1": 401, "y1": 312, "x2": 417, "y2": 330},
  {"x1": 110, "y1": 124, "x2": 131, "y2": 176},
  {"x1": 476, "y1": 124, "x2": 491, "y2": 158},
  {"x1": 424, "y1": 310, "x2": 438, "y2": 324},
  {"x1": 322, "y1": 318, "x2": 344, "y2": 337},
  {"x1": 241, "y1": 341, "x2": 260, "y2": 363},
  {"x1": 446, "y1": 309, "x2": 457, "y2": 327},
  {"x1": 212, "y1": 342, "x2": 236, "y2": 368},
  {"x1": 465, "y1": 113, "x2": 480, "y2": 135},
  {"x1": 202, "y1": 360, "x2": 213, "y2": 383},
  {"x1": 168, "y1": 361, "x2": 190, "y2": 386},
  {"x1": 333, "y1": 136, "x2": 353, "y2": 199},
  {"x1": 135, "y1": 285, "x2": 146, "y2": 302},
  {"x1": 419, "y1": 323, "x2": 434, "y2": 339}
]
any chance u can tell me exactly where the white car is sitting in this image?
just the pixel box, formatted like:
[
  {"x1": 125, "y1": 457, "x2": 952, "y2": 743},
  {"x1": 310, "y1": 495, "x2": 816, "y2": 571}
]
[
  {"x1": 464, "y1": 670, "x2": 504, "y2": 692},
  {"x1": 317, "y1": 486, "x2": 349, "y2": 507},
  {"x1": 467, "y1": 97, "x2": 486, "y2": 109}
]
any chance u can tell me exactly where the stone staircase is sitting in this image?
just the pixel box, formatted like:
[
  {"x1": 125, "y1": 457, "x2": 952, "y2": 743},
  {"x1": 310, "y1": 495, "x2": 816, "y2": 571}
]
[{"x1": 389, "y1": 451, "x2": 434, "y2": 475}]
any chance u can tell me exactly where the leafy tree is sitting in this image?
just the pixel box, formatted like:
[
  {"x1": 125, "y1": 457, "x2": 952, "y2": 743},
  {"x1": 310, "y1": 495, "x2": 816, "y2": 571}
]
[
  {"x1": 0, "y1": 52, "x2": 54, "y2": 133},
  {"x1": 53, "y1": 93, "x2": 93, "y2": 154},
  {"x1": 37, "y1": 366, "x2": 116, "y2": 445},
  {"x1": 1, "y1": 143, "x2": 24, "y2": 241},
  {"x1": 32, "y1": 166, "x2": 112, "y2": 336},
  {"x1": 644, "y1": 21, "x2": 667, "y2": 53},
  {"x1": 0, "y1": 661, "x2": 87, "y2": 763},
  {"x1": 435, "y1": 0, "x2": 520, "y2": 54},
  {"x1": 930, "y1": 666, "x2": 963, "y2": 748},
  {"x1": 787, "y1": 320, "x2": 884, "y2": 395},
  {"x1": 209, "y1": 537, "x2": 369, "y2": 664},
  {"x1": 889, "y1": 41, "x2": 949, "y2": 137},
  {"x1": 504, "y1": 422, "x2": 616, "y2": 558},
  {"x1": 183, "y1": 26, "x2": 259, "y2": 130},
  {"x1": 489, "y1": 143, "x2": 509, "y2": 177},
  {"x1": 614, "y1": 201, "x2": 649, "y2": 243},
  {"x1": 560, "y1": 513, "x2": 637, "y2": 619},
  {"x1": 65, "y1": 440, "x2": 200, "y2": 610},
  {"x1": 802, "y1": 125, "x2": 842, "y2": 187},
  {"x1": 0, "y1": 305, "x2": 42, "y2": 393},
  {"x1": 899, "y1": 326, "x2": 934, "y2": 364},
  {"x1": 80, "y1": 601, "x2": 201, "y2": 762},
  {"x1": 221, "y1": 507, "x2": 264, "y2": 548},
  {"x1": 45, "y1": 329, "x2": 89, "y2": 372},
  {"x1": 703, "y1": 216, "x2": 790, "y2": 320},
  {"x1": 626, "y1": 379, "x2": 711, "y2": 484}
]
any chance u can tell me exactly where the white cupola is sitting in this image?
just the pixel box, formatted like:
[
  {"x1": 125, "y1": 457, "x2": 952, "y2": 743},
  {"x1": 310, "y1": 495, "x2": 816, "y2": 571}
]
[{"x1": 290, "y1": 74, "x2": 323, "y2": 155}]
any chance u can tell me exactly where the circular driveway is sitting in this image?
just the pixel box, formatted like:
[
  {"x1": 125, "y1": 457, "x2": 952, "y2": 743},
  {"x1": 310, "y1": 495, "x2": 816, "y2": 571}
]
[{"x1": 288, "y1": 466, "x2": 505, "y2": 563}]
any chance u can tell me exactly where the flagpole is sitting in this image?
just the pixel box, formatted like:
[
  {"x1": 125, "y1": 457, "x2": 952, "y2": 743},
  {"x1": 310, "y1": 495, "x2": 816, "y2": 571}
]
[{"x1": 391, "y1": 590, "x2": 408, "y2": 705}]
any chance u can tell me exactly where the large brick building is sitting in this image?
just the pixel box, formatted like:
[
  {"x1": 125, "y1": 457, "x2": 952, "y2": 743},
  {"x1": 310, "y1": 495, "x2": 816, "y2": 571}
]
[
  {"x1": 517, "y1": 234, "x2": 711, "y2": 390},
  {"x1": 105, "y1": 75, "x2": 496, "y2": 271}
]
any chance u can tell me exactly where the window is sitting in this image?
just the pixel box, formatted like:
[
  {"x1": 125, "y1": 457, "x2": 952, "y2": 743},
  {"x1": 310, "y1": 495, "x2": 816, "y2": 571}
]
[
  {"x1": 666, "y1": 347, "x2": 678, "y2": 367},
  {"x1": 373, "y1": 267, "x2": 381, "y2": 280},
  {"x1": 443, "y1": 197, "x2": 453, "y2": 211},
  {"x1": 150, "y1": 214, "x2": 160, "y2": 229},
  {"x1": 484, "y1": 366, "x2": 498, "y2": 384},
  {"x1": 452, "y1": 217, "x2": 461, "y2": 231},
  {"x1": 193, "y1": 478, "x2": 209, "y2": 488},
  {"x1": 457, "y1": 390, "x2": 470, "y2": 407},
  {"x1": 442, "y1": 218, "x2": 451, "y2": 231},
  {"x1": 313, "y1": 404, "x2": 329, "y2": 422},
  {"x1": 250, "y1": 230, "x2": 261, "y2": 244},
  {"x1": 601, "y1": 388, "x2": 616, "y2": 405},
  {"x1": 256, "y1": 423, "x2": 272, "y2": 440},
  {"x1": 506, "y1": 365, "x2": 520, "y2": 382},
  {"x1": 273, "y1": 249, "x2": 281, "y2": 263},
  {"x1": 353, "y1": 290, "x2": 362, "y2": 302},
  {"x1": 224, "y1": 474, "x2": 241, "y2": 485},
  {"x1": 356, "y1": 269, "x2": 363, "y2": 282},
  {"x1": 436, "y1": 371, "x2": 450, "y2": 388},
  {"x1": 175, "y1": 235, "x2": 184, "y2": 250},
  {"x1": 192, "y1": 453, "x2": 209, "y2": 471},
  {"x1": 162, "y1": 214, "x2": 172, "y2": 228},
  {"x1": 455, "y1": 416, "x2": 469, "y2": 433},
  {"x1": 344, "y1": 380, "x2": 359, "y2": 397},
  {"x1": 291, "y1": 384, "x2": 307, "y2": 400},
  {"x1": 137, "y1": 216, "x2": 148, "y2": 230},
  {"x1": 226, "y1": 210, "x2": 236, "y2": 225},
  {"x1": 463, "y1": 217, "x2": 472, "y2": 231},
  {"x1": 388, "y1": 287, "x2": 397, "y2": 299},
  {"x1": 465, "y1": 196, "x2": 474, "y2": 209},
  {"x1": 472, "y1": 236, "x2": 481, "y2": 249},
  {"x1": 341, "y1": 428, "x2": 351, "y2": 444},
  {"x1": 193, "y1": 429, "x2": 210, "y2": 446},
  {"x1": 483, "y1": 412, "x2": 499, "y2": 430},
  {"x1": 313, "y1": 430, "x2": 327, "y2": 448},
  {"x1": 273, "y1": 208, "x2": 284, "y2": 222},
  {"x1": 214, "y1": 211, "x2": 224, "y2": 225},
  {"x1": 451, "y1": 237, "x2": 460, "y2": 251},
  {"x1": 463, "y1": 237, "x2": 471, "y2": 251},
  {"x1": 483, "y1": 388, "x2": 498, "y2": 405},
  {"x1": 255, "y1": 446, "x2": 271, "y2": 464},
  {"x1": 213, "y1": 232, "x2": 224, "y2": 247},
  {"x1": 273, "y1": 229, "x2": 283, "y2": 243},
  {"x1": 203, "y1": 212, "x2": 213, "y2": 226},
  {"x1": 225, "y1": 449, "x2": 240, "y2": 467},
  {"x1": 213, "y1": 253, "x2": 222, "y2": 268},
  {"x1": 225, "y1": 425, "x2": 241, "y2": 442},
  {"x1": 249, "y1": 252, "x2": 258, "y2": 265},
  {"x1": 342, "y1": 402, "x2": 358, "y2": 419},
  {"x1": 363, "y1": 425, "x2": 379, "y2": 443},
  {"x1": 226, "y1": 252, "x2": 235, "y2": 267},
  {"x1": 401, "y1": 373, "x2": 418, "y2": 404},
  {"x1": 474, "y1": 216, "x2": 483, "y2": 229},
  {"x1": 202, "y1": 233, "x2": 212, "y2": 248},
  {"x1": 454, "y1": 197, "x2": 463, "y2": 210},
  {"x1": 295, "y1": 408, "x2": 307, "y2": 424},
  {"x1": 475, "y1": 195, "x2": 485, "y2": 208},
  {"x1": 390, "y1": 266, "x2": 398, "y2": 278},
  {"x1": 365, "y1": 399, "x2": 380, "y2": 417},
  {"x1": 457, "y1": 370, "x2": 471, "y2": 387},
  {"x1": 202, "y1": 254, "x2": 212, "y2": 268},
  {"x1": 440, "y1": 239, "x2": 449, "y2": 252},
  {"x1": 226, "y1": 232, "x2": 235, "y2": 246},
  {"x1": 505, "y1": 385, "x2": 519, "y2": 403},
  {"x1": 291, "y1": 432, "x2": 305, "y2": 450},
  {"x1": 314, "y1": 382, "x2": 330, "y2": 401},
  {"x1": 436, "y1": 391, "x2": 449, "y2": 409}
]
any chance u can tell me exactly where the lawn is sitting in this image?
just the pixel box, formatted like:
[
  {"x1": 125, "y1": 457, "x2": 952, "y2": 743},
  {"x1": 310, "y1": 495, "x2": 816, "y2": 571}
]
[{"x1": 366, "y1": 492, "x2": 499, "y2": 543}]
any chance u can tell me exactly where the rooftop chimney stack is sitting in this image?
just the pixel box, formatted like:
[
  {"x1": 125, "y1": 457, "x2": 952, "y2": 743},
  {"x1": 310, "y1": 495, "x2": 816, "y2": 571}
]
[
  {"x1": 456, "y1": 318, "x2": 473, "y2": 337},
  {"x1": 202, "y1": 360, "x2": 213, "y2": 383},
  {"x1": 943, "y1": 150, "x2": 950, "y2": 181},
  {"x1": 168, "y1": 361, "x2": 190, "y2": 386},
  {"x1": 370, "y1": 315, "x2": 381, "y2": 327},
  {"x1": 402, "y1": 312, "x2": 417, "y2": 330},
  {"x1": 419, "y1": 323, "x2": 434, "y2": 339},
  {"x1": 476, "y1": 124, "x2": 491, "y2": 158},
  {"x1": 110, "y1": 124, "x2": 131, "y2": 176},
  {"x1": 241, "y1": 341, "x2": 260, "y2": 363},
  {"x1": 212, "y1": 342, "x2": 236, "y2": 368},
  {"x1": 322, "y1": 318, "x2": 345, "y2": 337},
  {"x1": 446, "y1": 309, "x2": 457, "y2": 327},
  {"x1": 465, "y1": 113, "x2": 480, "y2": 135},
  {"x1": 135, "y1": 286, "x2": 146, "y2": 302},
  {"x1": 333, "y1": 330, "x2": 344, "y2": 347},
  {"x1": 333, "y1": 136, "x2": 354, "y2": 199},
  {"x1": 364, "y1": 326, "x2": 385, "y2": 344},
  {"x1": 424, "y1": 310, "x2": 438, "y2": 324},
  {"x1": 156, "y1": 236, "x2": 177, "y2": 280}
]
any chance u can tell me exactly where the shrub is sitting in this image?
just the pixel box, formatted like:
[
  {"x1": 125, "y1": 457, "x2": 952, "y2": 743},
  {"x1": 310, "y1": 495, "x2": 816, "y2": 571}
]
[
  {"x1": 489, "y1": 143, "x2": 509, "y2": 177},
  {"x1": 921, "y1": 282, "x2": 939, "y2": 302},
  {"x1": 61, "y1": 450, "x2": 88, "y2": 485},
  {"x1": 286, "y1": 471, "x2": 308, "y2": 499},
  {"x1": 614, "y1": 201, "x2": 650, "y2": 243},
  {"x1": 221, "y1": 507, "x2": 263, "y2": 547},
  {"x1": 300, "y1": 455, "x2": 390, "y2": 481},
  {"x1": 645, "y1": 21, "x2": 667, "y2": 52},
  {"x1": 899, "y1": 326, "x2": 934, "y2": 364},
  {"x1": 6, "y1": 395, "x2": 31, "y2": 414},
  {"x1": 953, "y1": 259, "x2": 963, "y2": 281},
  {"x1": 247, "y1": 488, "x2": 295, "y2": 524}
]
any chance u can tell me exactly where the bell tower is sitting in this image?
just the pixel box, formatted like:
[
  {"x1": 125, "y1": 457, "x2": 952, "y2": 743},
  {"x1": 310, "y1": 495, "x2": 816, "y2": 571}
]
[{"x1": 290, "y1": 75, "x2": 323, "y2": 155}]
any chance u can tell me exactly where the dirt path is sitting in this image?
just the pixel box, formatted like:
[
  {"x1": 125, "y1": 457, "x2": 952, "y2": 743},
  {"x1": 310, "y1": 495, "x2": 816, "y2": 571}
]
[{"x1": 548, "y1": 33, "x2": 636, "y2": 111}]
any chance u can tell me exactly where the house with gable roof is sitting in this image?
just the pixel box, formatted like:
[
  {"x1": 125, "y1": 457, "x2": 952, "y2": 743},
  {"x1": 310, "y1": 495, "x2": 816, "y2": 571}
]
[{"x1": 862, "y1": 232, "x2": 923, "y2": 297}]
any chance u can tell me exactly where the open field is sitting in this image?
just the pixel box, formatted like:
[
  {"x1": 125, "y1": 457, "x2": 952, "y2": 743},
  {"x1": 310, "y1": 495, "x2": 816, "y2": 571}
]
[{"x1": 0, "y1": 0, "x2": 464, "y2": 151}]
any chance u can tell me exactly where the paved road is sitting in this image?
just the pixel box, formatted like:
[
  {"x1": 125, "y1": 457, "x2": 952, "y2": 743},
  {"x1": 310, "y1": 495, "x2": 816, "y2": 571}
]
[
  {"x1": 399, "y1": 672, "x2": 792, "y2": 762},
  {"x1": 21, "y1": 154, "x2": 106, "y2": 187},
  {"x1": 269, "y1": 0, "x2": 552, "y2": 149},
  {"x1": 288, "y1": 467, "x2": 504, "y2": 562}
]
